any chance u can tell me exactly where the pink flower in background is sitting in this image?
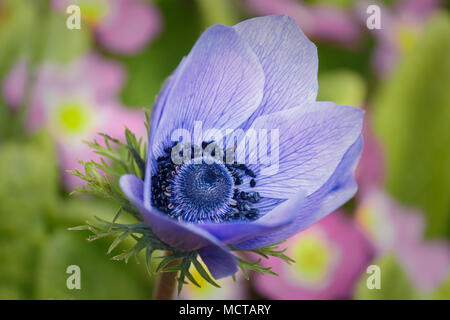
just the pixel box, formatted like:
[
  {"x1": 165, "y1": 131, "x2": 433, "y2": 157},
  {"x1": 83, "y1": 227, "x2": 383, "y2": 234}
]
[
  {"x1": 353, "y1": 110, "x2": 449, "y2": 294},
  {"x1": 355, "y1": 190, "x2": 450, "y2": 293},
  {"x1": 245, "y1": 0, "x2": 361, "y2": 46},
  {"x1": 52, "y1": 0, "x2": 162, "y2": 55},
  {"x1": 2, "y1": 58, "x2": 28, "y2": 110},
  {"x1": 2, "y1": 54, "x2": 146, "y2": 188},
  {"x1": 355, "y1": 115, "x2": 384, "y2": 197},
  {"x1": 357, "y1": 0, "x2": 441, "y2": 76},
  {"x1": 254, "y1": 212, "x2": 374, "y2": 299}
]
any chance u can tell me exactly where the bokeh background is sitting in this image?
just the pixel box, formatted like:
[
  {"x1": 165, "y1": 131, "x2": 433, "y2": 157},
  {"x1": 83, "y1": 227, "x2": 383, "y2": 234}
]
[{"x1": 0, "y1": 0, "x2": 449, "y2": 300}]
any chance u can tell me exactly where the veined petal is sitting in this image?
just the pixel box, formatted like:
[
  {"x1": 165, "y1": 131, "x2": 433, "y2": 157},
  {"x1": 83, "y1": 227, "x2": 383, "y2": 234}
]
[
  {"x1": 233, "y1": 136, "x2": 363, "y2": 249},
  {"x1": 242, "y1": 101, "x2": 363, "y2": 199},
  {"x1": 197, "y1": 190, "x2": 305, "y2": 245},
  {"x1": 150, "y1": 24, "x2": 265, "y2": 159},
  {"x1": 233, "y1": 15, "x2": 318, "y2": 127}
]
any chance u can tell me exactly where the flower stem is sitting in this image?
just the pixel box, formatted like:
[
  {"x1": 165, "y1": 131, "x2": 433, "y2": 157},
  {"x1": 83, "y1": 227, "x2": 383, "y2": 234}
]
[{"x1": 153, "y1": 254, "x2": 180, "y2": 300}]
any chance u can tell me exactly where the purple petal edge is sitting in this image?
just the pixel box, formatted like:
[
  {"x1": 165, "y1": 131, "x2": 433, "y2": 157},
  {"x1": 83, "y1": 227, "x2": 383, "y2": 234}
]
[
  {"x1": 198, "y1": 190, "x2": 305, "y2": 246},
  {"x1": 119, "y1": 174, "x2": 237, "y2": 278},
  {"x1": 233, "y1": 135, "x2": 363, "y2": 249}
]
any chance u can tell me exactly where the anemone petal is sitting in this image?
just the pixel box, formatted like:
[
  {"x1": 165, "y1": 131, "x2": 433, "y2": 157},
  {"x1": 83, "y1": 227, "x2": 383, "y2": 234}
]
[
  {"x1": 233, "y1": 15, "x2": 318, "y2": 128},
  {"x1": 198, "y1": 246, "x2": 238, "y2": 279},
  {"x1": 233, "y1": 136, "x2": 363, "y2": 249},
  {"x1": 197, "y1": 190, "x2": 305, "y2": 245},
  {"x1": 240, "y1": 101, "x2": 363, "y2": 199},
  {"x1": 149, "y1": 24, "x2": 265, "y2": 160}
]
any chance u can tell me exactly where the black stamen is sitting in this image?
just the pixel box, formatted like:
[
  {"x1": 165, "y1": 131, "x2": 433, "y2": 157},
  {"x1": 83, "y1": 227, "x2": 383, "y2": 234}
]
[
  {"x1": 249, "y1": 192, "x2": 260, "y2": 203},
  {"x1": 238, "y1": 164, "x2": 247, "y2": 170},
  {"x1": 245, "y1": 169, "x2": 256, "y2": 178}
]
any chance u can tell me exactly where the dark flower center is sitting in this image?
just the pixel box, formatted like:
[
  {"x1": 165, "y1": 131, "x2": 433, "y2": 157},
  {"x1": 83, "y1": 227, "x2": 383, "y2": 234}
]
[
  {"x1": 172, "y1": 162, "x2": 233, "y2": 222},
  {"x1": 151, "y1": 141, "x2": 261, "y2": 223}
]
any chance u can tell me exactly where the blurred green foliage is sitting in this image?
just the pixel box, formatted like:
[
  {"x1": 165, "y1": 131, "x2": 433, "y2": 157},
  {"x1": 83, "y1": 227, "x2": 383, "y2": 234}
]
[
  {"x1": 373, "y1": 13, "x2": 450, "y2": 238},
  {"x1": 0, "y1": 133, "x2": 56, "y2": 298},
  {"x1": 0, "y1": 0, "x2": 37, "y2": 77},
  {"x1": 355, "y1": 254, "x2": 419, "y2": 300},
  {"x1": 0, "y1": 133, "x2": 154, "y2": 299},
  {"x1": 196, "y1": 0, "x2": 239, "y2": 27},
  {"x1": 43, "y1": 12, "x2": 92, "y2": 64},
  {"x1": 317, "y1": 70, "x2": 367, "y2": 106},
  {"x1": 118, "y1": 0, "x2": 204, "y2": 108},
  {"x1": 35, "y1": 230, "x2": 152, "y2": 299},
  {"x1": 431, "y1": 275, "x2": 450, "y2": 300},
  {"x1": 0, "y1": 0, "x2": 37, "y2": 137}
]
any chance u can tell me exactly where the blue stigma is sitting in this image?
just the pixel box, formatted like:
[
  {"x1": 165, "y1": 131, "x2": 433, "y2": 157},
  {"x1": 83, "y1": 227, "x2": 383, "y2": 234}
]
[
  {"x1": 171, "y1": 163, "x2": 233, "y2": 222},
  {"x1": 151, "y1": 142, "x2": 261, "y2": 223}
]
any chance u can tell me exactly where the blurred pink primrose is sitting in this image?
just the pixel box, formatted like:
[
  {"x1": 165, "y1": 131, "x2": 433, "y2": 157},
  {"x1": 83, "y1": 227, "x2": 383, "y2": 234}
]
[
  {"x1": 355, "y1": 190, "x2": 450, "y2": 294},
  {"x1": 52, "y1": 0, "x2": 162, "y2": 55},
  {"x1": 254, "y1": 212, "x2": 375, "y2": 299},
  {"x1": 2, "y1": 54, "x2": 146, "y2": 188},
  {"x1": 245, "y1": 0, "x2": 361, "y2": 46},
  {"x1": 355, "y1": 115, "x2": 384, "y2": 197},
  {"x1": 357, "y1": 0, "x2": 441, "y2": 76}
]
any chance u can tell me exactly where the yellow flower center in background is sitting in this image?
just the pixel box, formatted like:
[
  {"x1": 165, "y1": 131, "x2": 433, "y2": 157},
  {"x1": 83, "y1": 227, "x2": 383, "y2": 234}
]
[
  {"x1": 287, "y1": 230, "x2": 335, "y2": 288},
  {"x1": 183, "y1": 261, "x2": 220, "y2": 299},
  {"x1": 355, "y1": 205, "x2": 377, "y2": 240},
  {"x1": 396, "y1": 22, "x2": 420, "y2": 53},
  {"x1": 55, "y1": 100, "x2": 92, "y2": 136},
  {"x1": 77, "y1": 0, "x2": 110, "y2": 26},
  {"x1": 355, "y1": 199, "x2": 395, "y2": 250}
]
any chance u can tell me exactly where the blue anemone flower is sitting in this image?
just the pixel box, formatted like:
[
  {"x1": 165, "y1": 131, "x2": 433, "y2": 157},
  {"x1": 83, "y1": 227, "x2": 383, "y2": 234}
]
[{"x1": 119, "y1": 15, "x2": 363, "y2": 279}]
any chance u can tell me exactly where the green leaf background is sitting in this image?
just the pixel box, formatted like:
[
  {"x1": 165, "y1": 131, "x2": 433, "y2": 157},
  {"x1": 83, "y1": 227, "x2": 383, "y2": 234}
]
[{"x1": 372, "y1": 13, "x2": 450, "y2": 238}]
